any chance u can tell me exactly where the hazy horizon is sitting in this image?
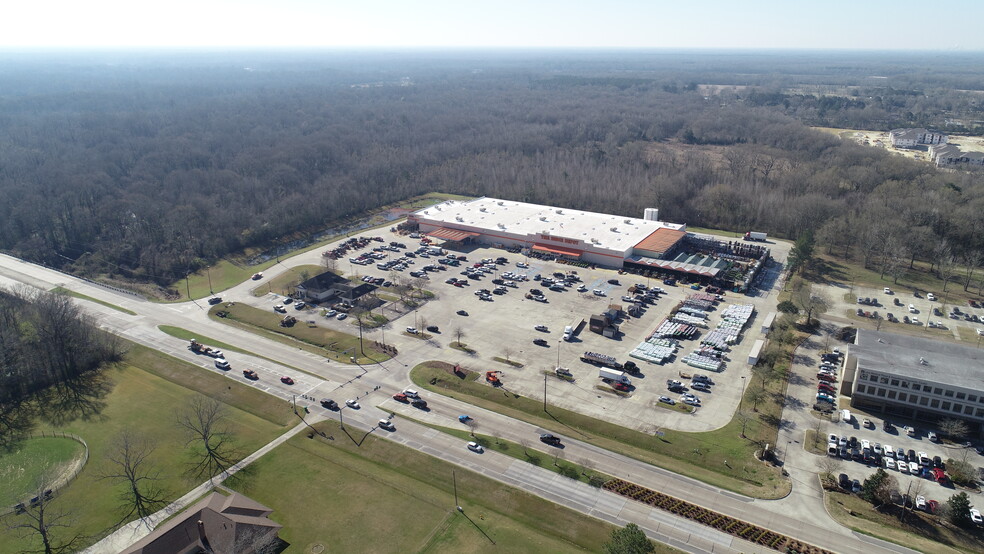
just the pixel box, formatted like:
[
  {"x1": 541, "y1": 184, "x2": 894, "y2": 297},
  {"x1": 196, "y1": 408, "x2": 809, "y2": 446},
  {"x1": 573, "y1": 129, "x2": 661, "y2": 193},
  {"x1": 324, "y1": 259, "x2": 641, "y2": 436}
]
[{"x1": 4, "y1": 0, "x2": 984, "y2": 51}]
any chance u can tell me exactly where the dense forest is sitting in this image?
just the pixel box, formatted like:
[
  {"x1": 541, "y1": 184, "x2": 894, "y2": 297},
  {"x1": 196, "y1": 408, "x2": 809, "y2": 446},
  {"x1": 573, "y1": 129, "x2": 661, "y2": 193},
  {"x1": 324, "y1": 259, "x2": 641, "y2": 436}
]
[{"x1": 1, "y1": 49, "x2": 983, "y2": 290}]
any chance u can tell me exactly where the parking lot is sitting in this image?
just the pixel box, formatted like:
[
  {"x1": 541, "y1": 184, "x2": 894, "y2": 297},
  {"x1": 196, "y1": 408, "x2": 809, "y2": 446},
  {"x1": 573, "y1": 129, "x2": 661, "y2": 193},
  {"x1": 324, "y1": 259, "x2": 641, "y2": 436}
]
[
  {"x1": 820, "y1": 283, "x2": 984, "y2": 343},
  {"x1": 255, "y1": 228, "x2": 791, "y2": 434}
]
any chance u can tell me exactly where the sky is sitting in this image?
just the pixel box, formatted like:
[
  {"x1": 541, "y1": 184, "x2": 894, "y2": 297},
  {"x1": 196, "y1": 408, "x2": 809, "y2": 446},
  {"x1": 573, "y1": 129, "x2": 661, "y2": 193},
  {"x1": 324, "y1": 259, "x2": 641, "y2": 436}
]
[{"x1": 4, "y1": 0, "x2": 984, "y2": 50}]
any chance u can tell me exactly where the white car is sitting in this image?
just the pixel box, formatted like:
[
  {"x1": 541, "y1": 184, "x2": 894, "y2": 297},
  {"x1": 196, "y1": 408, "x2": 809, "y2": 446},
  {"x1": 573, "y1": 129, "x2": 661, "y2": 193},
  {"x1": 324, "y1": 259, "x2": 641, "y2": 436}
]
[
  {"x1": 378, "y1": 419, "x2": 394, "y2": 430},
  {"x1": 828, "y1": 433, "x2": 839, "y2": 444},
  {"x1": 885, "y1": 458, "x2": 896, "y2": 470},
  {"x1": 898, "y1": 461, "x2": 909, "y2": 474},
  {"x1": 860, "y1": 439, "x2": 870, "y2": 450},
  {"x1": 909, "y1": 304, "x2": 917, "y2": 313},
  {"x1": 908, "y1": 461, "x2": 920, "y2": 474},
  {"x1": 658, "y1": 396, "x2": 675, "y2": 405},
  {"x1": 326, "y1": 309, "x2": 337, "y2": 317},
  {"x1": 592, "y1": 289, "x2": 605, "y2": 296},
  {"x1": 577, "y1": 285, "x2": 588, "y2": 292},
  {"x1": 883, "y1": 287, "x2": 893, "y2": 294},
  {"x1": 915, "y1": 496, "x2": 926, "y2": 511},
  {"x1": 883, "y1": 444, "x2": 894, "y2": 458},
  {"x1": 971, "y1": 508, "x2": 983, "y2": 524},
  {"x1": 927, "y1": 293, "x2": 937, "y2": 301},
  {"x1": 467, "y1": 441, "x2": 484, "y2": 453},
  {"x1": 214, "y1": 358, "x2": 230, "y2": 369},
  {"x1": 406, "y1": 327, "x2": 418, "y2": 334},
  {"x1": 336, "y1": 313, "x2": 347, "y2": 320},
  {"x1": 978, "y1": 328, "x2": 984, "y2": 336},
  {"x1": 345, "y1": 399, "x2": 360, "y2": 409},
  {"x1": 621, "y1": 295, "x2": 635, "y2": 302},
  {"x1": 681, "y1": 397, "x2": 701, "y2": 406},
  {"x1": 273, "y1": 304, "x2": 285, "y2": 312},
  {"x1": 516, "y1": 262, "x2": 528, "y2": 268}
]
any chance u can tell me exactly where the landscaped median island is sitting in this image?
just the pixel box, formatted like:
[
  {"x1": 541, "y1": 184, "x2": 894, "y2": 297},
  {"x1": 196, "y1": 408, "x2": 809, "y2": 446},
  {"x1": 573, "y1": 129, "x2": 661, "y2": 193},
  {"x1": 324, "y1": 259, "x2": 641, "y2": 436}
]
[
  {"x1": 411, "y1": 361, "x2": 791, "y2": 499},
  {"x1": 157, "y1": 325, "x2": 307, "y2": 373},
  {"x1": 208, "y1": 302, "x2": 390, "y2": 365},
  {"x1": 604, "y1": 478, "x2": 832, "y2": 553}
]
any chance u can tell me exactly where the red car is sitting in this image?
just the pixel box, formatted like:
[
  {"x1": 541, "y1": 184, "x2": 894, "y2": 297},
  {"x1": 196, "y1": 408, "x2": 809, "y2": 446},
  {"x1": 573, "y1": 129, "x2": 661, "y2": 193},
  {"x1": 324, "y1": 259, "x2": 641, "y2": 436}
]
[
  {"x1": 612, "y1": 382, "x2": 630, "y2": 392},
  {"x1": 243, "y1": 370, "x2": 259, "y2": 380},
  {"x1": 392, "y1": 393, "x2": 409, "y2": 403},
  {"x1": 280, "y1": 376, "x2": 294, "y2": 385}
]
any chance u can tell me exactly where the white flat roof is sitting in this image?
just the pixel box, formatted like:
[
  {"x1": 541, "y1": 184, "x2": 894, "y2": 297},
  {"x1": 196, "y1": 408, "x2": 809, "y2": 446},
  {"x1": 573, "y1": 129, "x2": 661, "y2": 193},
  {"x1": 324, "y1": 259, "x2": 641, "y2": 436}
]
[{"x1": 413, "y1": 198, "x2": 685, "y2": 253}]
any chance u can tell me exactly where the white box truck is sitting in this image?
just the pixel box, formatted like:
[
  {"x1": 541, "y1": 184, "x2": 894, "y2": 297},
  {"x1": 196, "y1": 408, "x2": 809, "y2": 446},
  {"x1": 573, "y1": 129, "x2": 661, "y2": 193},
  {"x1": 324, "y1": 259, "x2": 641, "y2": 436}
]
[
  {"x1": 599, "y1": 368, "x2": 630, "y2": 385},
  {"x1": 744, "y1": 231, "x2": 768, "y2": 242}
]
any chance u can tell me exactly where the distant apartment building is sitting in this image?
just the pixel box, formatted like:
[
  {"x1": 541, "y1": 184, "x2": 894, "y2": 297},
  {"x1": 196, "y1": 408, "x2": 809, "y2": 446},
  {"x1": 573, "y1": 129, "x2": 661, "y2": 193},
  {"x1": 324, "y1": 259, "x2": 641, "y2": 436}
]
[
  {"x1": 929, "y1": 143, "x2": 984, "y2": 168},
  {"x1": 888, "y1": 128, "x2": 948, "y2": 148}
]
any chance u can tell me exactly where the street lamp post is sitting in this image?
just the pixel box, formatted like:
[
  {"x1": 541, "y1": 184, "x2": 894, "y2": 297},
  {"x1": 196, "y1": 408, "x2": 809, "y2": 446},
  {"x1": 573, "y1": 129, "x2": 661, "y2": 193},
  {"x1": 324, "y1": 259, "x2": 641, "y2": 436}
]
[
  {"x1": 781, "y1": 440, "x2": 791, "y2": 473},
  {"x1": 739, "y1": 375, "x2": 746, "y2": 411},
  {"x1": 556, "y1": 340, "x2": 561, "y2": 368},
  {"x1": 206, "y1": 266, "x2": 213, "y2": 294}
]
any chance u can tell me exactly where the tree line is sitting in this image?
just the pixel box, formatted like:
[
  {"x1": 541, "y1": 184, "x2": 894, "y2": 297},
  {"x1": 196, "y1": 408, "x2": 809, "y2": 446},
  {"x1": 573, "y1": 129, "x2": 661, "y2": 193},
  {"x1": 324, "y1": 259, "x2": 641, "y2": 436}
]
[{"x1": 0, "y1": 52, "x2": 982, "y2": 292}]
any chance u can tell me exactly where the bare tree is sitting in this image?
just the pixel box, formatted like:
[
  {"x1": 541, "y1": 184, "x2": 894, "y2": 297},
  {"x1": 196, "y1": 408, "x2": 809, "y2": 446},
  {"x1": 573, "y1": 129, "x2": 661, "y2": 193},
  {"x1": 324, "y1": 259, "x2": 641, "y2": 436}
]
[
  {"x1": 177, "y1": 396, "x2": 239, "y2": 480},
  {"x1": 99, "y1": 431, "x2": 170, "y2": 522},
  {"x1": 502, "y1": 345, "x2": 514, "y2": 362},
  {"x1": 816, "y1": 456, "x2": 839, "y2": 480},
  {"x1": 6, "y1": 474, "x2": 83, "y2": 554},
  {"x1": 962, "y1": 250, "x2": 983, "y2": 292},
  {"x1": 321, "y1": 255, "x2": 338, "y2": 273},
  {"x1": 452, "y1": 326, "x2": 466, "y2": 346},
  {"x1": 794, "y1": 286, "x2": 829, "y2": 326},
  {"x1": 939, "y1": 418, "x2": 970, "y2": 441},
  {"x1": 736, "y1": 411, "x2": 753, "y2": 438},
  {"x1": 746, "y1": 388, "x2": 768, "y2": 412}
]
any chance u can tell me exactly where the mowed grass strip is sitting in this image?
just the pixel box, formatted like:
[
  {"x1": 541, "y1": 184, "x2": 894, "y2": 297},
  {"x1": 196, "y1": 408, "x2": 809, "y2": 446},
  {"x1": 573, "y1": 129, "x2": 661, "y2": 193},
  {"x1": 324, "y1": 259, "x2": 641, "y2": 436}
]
[
  {"x1": 228, "y1": 420, "x2": 660, "y2": 554},
  {"x1": 0, "y1": 437, "x2": 85, "y2": 507},
  {"x1": 250, "y1": 264, "x2": 324, "y2": 298},
  {"x1": 411, "y1": 362, "x2": 788, "y2": 499},
  {"x1": 0, "y1": 364, "x2": 285, "y2": 554},
  {"x1": 156, "y1": 325, "x2": 307, "y2": 375},
  {"x1": 823, "y1": 488, "x2": 984, "y2": 554},
  {"x1": 208, "y1": 302, "x2": 389, "y2": 365},
  {"x1": 51, "y1": 287, "x2": 137, "y2": 315},
  {"x1": 398, "y1": 416, "x2": 612, "y2": 487}
]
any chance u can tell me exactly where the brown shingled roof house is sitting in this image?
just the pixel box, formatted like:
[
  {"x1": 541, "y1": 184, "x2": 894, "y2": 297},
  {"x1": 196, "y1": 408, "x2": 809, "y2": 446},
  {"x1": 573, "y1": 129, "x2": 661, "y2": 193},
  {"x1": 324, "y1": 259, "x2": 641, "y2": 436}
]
[{"x1": 122, "y1": 492, "x2": 282, "y2": 554}]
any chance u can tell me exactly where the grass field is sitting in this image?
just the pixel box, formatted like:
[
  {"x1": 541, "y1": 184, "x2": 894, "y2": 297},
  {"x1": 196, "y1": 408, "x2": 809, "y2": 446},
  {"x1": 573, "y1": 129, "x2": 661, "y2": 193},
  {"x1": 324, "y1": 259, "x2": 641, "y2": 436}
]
[
  {"x1": 208, "y1": 302, "x2": 389, "y2": 365},
  {"x1": 410, "y1": 362, "x2": 789, "y2": 499},
  {"x1": 51, "y1": 287, "x2": 137, "y2": 315},
  {"x1": 0, "y1": 361, "x2": 286, "y2": 554},
  {"x1": 0, "y1": 437, "x2": 85, "y2": 507},
  {"x1": 162, "y1": 192, "x2": 472, "y2": 302},
  {"x1": 250, "y1": 264, "x2": 324, "y2": 298},
  {"x1": 229, "y1": 419, "x2": 679, "y2": 554},
  {"x1": 156, "y1": 325, "x2": 306, "y2": 374},
  {"x1": 824, "y1": 487, "x2": 984, "y2": 554}
]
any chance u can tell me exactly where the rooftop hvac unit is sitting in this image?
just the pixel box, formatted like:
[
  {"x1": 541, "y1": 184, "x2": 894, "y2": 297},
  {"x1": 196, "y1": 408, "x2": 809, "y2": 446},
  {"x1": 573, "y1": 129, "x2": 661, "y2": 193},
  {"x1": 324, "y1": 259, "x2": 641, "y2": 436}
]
[
  {"x1": 456, "y1": 216, "x2": 464, "y2": 222},
  {"x1": 556, "y1": 209, "x2": 563, "y2": 214},
  {"x1": 644, "y1": 208, "x2": 659, "y2": 221},
  {"x1": 919, "y1": 357, "x2": 927, "y2": 365},
  {"x1": 497, "y1": 223, "x2": 506, "y2": 229},
  {"x1": 479, "y1": 207, "x2": 487, "y2": 212},
  {"x1": 539, "y1": 216, "x2": 547, "y2": 221},
  {"x1": 610, "y1": 227, "x2": 619, "y2": 233},
  {"x1": 497, "y1": 201, "x2": 504, "y2": 205},
  {"x1": 624, "y1": 219, "x2": 632, "y2": 224}
]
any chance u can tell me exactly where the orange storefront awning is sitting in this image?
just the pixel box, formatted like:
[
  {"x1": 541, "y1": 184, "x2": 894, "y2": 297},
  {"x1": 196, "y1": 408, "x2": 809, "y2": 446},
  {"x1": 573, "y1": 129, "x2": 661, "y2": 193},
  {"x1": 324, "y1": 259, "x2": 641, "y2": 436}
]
[
  {"x1": 426, "y1": 227, "x2": 480, "y2": 242},
  {"x1": 532, "y1": 243, "x2": 583, "y2": 257}
]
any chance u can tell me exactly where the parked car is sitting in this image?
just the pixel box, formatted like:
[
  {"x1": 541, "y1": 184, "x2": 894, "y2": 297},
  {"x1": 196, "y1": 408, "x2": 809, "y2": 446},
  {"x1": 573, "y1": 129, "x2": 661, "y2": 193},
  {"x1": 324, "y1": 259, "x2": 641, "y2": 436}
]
[
  {"x1": 345, "y1": 399, "x2": 360, "y2": 409},
  {"x1": 208, "y1": 297, "x2": 223, "y2": 305},
  {"x1": 839, "y1": 473, "x2": 851, "y2": 489},
  {"x1": 658, "y1": 396, "x2": 675, "y2": 405}
]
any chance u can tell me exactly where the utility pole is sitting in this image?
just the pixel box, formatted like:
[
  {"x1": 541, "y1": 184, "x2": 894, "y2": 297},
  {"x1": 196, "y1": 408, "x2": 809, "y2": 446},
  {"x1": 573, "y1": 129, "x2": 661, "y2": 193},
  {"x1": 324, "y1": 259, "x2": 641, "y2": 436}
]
[
  {"x1": 185, "y1": 273, "x2": 191, "y2": 299},
  {"x1": 543, "y1": 374, "x2": 547, "y2": 412},
  {"x1": 358, "y1": 316, "x2": 365, "y2": 356},
  {"x1": 739, "y1": 375, "x2": 746, "y2": 411},
  {"x1": 206, "y1": 266, "x2": 213, "y2": 294},
  {"x1": 453, "y1": 470, "x2": 460, "y2": 510}
]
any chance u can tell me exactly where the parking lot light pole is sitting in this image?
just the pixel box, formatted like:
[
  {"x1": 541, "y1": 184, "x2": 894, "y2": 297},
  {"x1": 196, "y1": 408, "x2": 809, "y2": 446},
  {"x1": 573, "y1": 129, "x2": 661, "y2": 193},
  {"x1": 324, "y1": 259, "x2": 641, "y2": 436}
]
[
  {"x1": 739, "y1": 376, "x2": 746, "y2": 411},
  {"x1": 543, "y1": 374, "x2": 547, "y2": 412}
]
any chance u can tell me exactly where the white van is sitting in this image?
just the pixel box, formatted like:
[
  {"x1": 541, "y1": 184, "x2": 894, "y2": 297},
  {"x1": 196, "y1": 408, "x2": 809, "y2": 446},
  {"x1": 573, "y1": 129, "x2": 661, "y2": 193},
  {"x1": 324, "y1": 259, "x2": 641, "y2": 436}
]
[
  {"x1": 841, "y1": 409, "x2": 851, "y2": 423},
  {"x1": 563, "y1": 326, "x2": 573, "y2": 341},
  {"x1": 403, "y1": 388, "x2": 420, "y2": 398}
]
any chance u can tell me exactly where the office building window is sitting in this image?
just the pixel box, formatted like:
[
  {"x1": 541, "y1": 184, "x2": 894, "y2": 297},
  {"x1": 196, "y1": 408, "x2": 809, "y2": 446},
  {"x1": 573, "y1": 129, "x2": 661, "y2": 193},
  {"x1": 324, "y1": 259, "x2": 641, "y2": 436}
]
[
  {"x1": 900, "y1": 381, "x2": 909, "y2": 389},
  {"x1": 920, "y1": 397, "x2": 929, "y2": 406},
  {"x1": 944, "y1": 390, "x2": 954, "y2": 398},
  {"x1": 857, "y1": 385, "x2": 867, "y2": 394},
  {"x1": 931, "y1": 399, "x2": 940, "y2": 408},
  {"x1": 941, "y1": 401, "x2": 951, "y2": 411},
  {"x1": 965, "y1": 405, "x2": 974, "y2": 415},
  {"x1": 934, "y1": 388, "x2": 943, "y2": 395},
  {"x1": 970, "y1": 395, "x2": 978, "y2": 402},
  {"x1": 881, "y1": 377, "x2": 889, "y2": 384},
  {"x1": 891, "y1": 379, "x2": 899, "y2": 387},
  {"x1": 957, "y1": 392, "x2": 966, "y2": 400},
  {"x1": 878, "y1": 388, "x2": 887, "y2": 397},
  {"x1": 898, "y1": 393, "x2": 907, "y2": 402},
  {"x1": 888, "y1": 390, "x2": 897, "y2": 400}
]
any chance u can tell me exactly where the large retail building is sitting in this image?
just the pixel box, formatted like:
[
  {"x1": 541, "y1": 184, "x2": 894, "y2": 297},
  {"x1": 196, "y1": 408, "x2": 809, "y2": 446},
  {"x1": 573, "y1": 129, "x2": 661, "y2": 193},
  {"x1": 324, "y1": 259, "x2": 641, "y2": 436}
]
[
  {"x1": 843, "y1": 329, "x2": 984, "y2": 429},
  {"x1": 408, "y1": 197, "x2": 690, "y2": 267}
]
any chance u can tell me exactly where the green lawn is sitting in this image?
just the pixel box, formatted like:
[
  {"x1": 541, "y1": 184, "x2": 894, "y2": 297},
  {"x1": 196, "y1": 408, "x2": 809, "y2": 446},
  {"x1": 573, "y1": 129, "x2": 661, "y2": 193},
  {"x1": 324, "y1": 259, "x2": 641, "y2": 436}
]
[
  {"x1": 163, "y1": 192, "x2": 473, "y2": 302},
  {"x1": 410, "y1": 362, "x2": 789, "y2": 499},
  {"x1": 0, "y1": 437, "x2": 85, "y2": 507},
  {"x1": 250, "y1": 265, "x2": 324, "y2": 298},
  {"x1": 229, "y1": 419, "x2": 679, "y2": 554},
  {"x1": 824, "y1": 488, "x2": 984, "y2": 554},
  {"x1": 51, "y1": 287, "x2": 137, "y2": 315},
  {"x1": 209, "y1": 302, "x2": 389, "y2": 365},
  {"x1": 156, "y1": 325, "x2": 306, "y2": 374},
  {"x1": 0, "y1": 363, "x2": 286, "y2": 554}
]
